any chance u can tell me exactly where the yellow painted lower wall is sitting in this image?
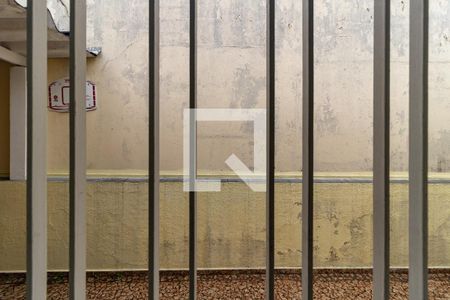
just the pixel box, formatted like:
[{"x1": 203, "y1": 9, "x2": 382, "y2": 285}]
[{"x1": 0, "y1": 180, "x2": 449, "y2": 271}]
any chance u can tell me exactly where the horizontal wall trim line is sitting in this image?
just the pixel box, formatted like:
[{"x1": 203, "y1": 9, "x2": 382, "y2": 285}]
[
  {"x1": 3, "y1": 176, "x2": 450, "y2": 184},
  {"x1": 2, "y1": 267, "x2": 449, "y2": 274}
]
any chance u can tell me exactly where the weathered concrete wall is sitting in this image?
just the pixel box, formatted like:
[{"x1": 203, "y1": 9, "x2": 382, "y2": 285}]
[
  {"x1": 0, "y1": 1, "x2": 449, "y2": 175},
  {"x1": 1, "y1": 0, "x2": 450, "y2": 272},
  {"x1": 6, "y1": 0, "x2": 442, "y2": 176},
  {"x1": 0, "y1": 60, "x2": 10, "y2": 176},
  {"x1": 1, "y1": 179, "x2": 449, "y2": 271}
]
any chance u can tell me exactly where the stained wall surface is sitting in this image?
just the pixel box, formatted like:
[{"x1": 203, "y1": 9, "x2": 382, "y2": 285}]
[
  {"x1": 1, "y1": 0, "x2": 450, "y2": 272},
  {"x1": 0, "y1": 180, "x2": 449, "y2": 271},
  {"x1": 23, "y1": 0, "x2": 448, "y2": 174}
]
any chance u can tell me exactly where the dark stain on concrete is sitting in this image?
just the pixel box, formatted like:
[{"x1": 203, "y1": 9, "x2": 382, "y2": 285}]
[
  {"x1": 315, "y1": 96, "x2": 338, "y2": 136},
  {"x1": 327, "y1": 246, "x2": 339, "y2": 263},
  {"x1": 231, "y1": 64, "x2": 265, "y2": 110}
]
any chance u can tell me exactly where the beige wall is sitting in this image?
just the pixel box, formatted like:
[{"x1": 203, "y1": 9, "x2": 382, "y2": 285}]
[
  {"x1": 0, "y1": 60, "x2": 10, "y2": 176},
  {"x1": 67, "y1": 0, "x2": 450, "y2": 173},
  {"x1": 1, "y1": 0, "x2": 450, "y2": 175},
  {"x1": 1, "y1": 0, "x2": 450, "y2": 273},
  {"x1": 1, "y1": 179, "x2": 449, "y2": 271},
  {"x1": 47, "y1": 58, "x2": 151, "y2": 175}
]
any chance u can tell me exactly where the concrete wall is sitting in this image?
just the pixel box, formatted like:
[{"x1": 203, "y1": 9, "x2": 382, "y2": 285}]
[
  {"x1": 1, "y1": 178, "x2": 449, "y2": 271},
  {"x1": 3, "y1": 0, "x2": 446, "y2": 175},
  {"x1": 0, "y1": 0, "x2": 449, "y2": 175},
  {"x1": 1, "y1": 0, "x2": 450, "y2": 271}
]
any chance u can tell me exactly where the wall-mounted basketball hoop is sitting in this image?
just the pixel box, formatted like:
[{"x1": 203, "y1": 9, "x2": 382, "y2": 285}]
[{"x1": 48, "y1": 78, "x2": 97, "y2": 112}]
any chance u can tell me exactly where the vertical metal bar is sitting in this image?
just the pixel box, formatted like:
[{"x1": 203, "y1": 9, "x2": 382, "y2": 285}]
[
  {"x1": 266, "y1": 0, "x2": 275, "y2": 299},
  {"x1": 26, "y1": 0, "x2": 48, "y2": 299},
  {"x1": 69, "y1": 0, "x2": 87, "y2": 299},
  {"x1": 149, "y1": 0, "x2": 160, "y2": 298},
  {"x1": 302, "y1": 0, "x2": 314, "y2": 299},
  {"x1": 373, "y1": 0, "x2": 390, "y2": 299},
  {"x1": 189, "y1": 0, "x2": 197, "y2": 298},
  {"x1": 409, "y1": 0, "x2": 428, "y2": 299}
]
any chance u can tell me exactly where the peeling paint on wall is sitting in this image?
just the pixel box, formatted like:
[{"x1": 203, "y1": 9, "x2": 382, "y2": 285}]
[{"x1": 1, "y1": 180, "x2": 449, "y2": 271}]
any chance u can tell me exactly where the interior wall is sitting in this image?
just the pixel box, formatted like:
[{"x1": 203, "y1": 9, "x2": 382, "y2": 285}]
[{"x1": 0, "y1": 60, "x2": 10, "y2": 176}]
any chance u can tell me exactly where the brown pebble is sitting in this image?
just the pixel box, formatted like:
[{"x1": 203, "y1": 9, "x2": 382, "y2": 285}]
[{"x1": 0, "y1": 270, "x2": 449, "y2": 299}]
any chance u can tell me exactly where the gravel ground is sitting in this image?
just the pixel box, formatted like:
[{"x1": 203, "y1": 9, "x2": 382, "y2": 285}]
[{"x1": 1, "y1": 269, "x2": 449, "y2": 299}]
